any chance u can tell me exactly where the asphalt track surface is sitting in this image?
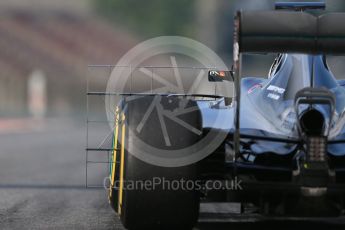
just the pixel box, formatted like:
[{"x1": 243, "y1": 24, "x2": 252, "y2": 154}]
[{"x1": 0, "y1": 119, "x2": 344, "y2": 229}]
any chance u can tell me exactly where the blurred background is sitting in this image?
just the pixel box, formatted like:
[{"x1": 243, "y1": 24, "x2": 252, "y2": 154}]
[{"x1": 1, "y1": 0, "x2": 345, "y2": 121}]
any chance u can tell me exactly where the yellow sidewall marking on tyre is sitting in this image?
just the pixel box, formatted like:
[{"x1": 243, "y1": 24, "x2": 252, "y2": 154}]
[
  {"x1": 109, "y1": 107, "x2": 120, "y2": 199},
  {"x1": 118, "y1": 113, "x2": 126, "y2": 215}
]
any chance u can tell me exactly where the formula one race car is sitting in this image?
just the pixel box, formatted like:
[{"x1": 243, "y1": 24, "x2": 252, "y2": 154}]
[{"x1": 104, "y1": 2, "x2": 345, "y2": 229}]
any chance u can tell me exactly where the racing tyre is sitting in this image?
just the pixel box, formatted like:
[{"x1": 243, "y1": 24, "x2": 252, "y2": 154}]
[{"x1": 110, "y1": 96, "x2": 202, "y2": 229}]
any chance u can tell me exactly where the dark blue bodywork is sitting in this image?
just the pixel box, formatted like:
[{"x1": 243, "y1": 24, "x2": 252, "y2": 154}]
[{"x1": 200, "y1": 54, "x2": 345, "y2": 159}]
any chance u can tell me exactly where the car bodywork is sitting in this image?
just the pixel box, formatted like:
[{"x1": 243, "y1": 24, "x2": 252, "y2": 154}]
[
  {"x1": 203, "y1": 53, "x2": 345, "y2": 154},
  {"x1": 198, "y1": 2, "x2": 345, "y2": 216},
  {"x1": 87, "y1": 2, "x2": 345, "y2": 224}
]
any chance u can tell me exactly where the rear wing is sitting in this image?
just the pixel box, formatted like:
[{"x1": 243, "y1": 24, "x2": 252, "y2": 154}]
[
  {"x1": 236, "y1": 11, "x2": 345, "y2": 54},
  {"x1": 275, "y1": 2, "x2": 325, "y2": 11}
]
